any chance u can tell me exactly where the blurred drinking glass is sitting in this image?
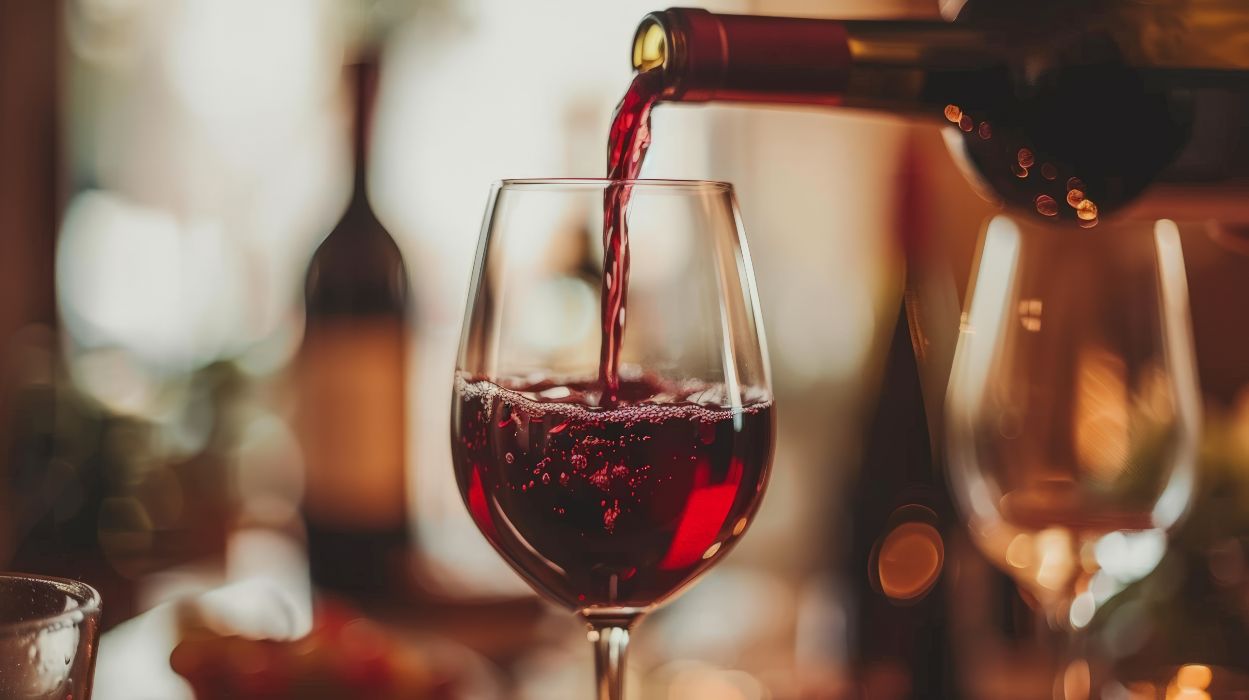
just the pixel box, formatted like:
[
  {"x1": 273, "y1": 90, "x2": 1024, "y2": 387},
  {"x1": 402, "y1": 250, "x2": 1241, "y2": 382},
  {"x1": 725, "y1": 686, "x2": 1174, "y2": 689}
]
[
  {"x1": 0, "y1": 574, "x2": 101, "y2": 699},
  {"x1": 945, "y1": 216, "x2": 1201, "y2": 693}
]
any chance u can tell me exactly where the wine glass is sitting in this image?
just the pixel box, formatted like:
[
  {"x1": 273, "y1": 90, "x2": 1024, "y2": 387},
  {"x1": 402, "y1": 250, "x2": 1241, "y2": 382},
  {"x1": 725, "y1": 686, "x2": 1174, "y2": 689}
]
[
  {"x1": 451, "y1": 179, "x2": 773, "y2": 699},
  {"x1": 945, "y1": 214, "x2": 1201, "y2": 694},
  {"x1": 0, "y1": 573, "x2": 101, "y2": 698}
]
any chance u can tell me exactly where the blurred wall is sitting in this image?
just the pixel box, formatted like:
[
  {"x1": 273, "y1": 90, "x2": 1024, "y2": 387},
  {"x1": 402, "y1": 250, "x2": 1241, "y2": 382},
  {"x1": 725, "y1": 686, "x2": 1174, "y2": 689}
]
[{"x1": 0, "y1": 0, "x2": 61, "y2": 563}]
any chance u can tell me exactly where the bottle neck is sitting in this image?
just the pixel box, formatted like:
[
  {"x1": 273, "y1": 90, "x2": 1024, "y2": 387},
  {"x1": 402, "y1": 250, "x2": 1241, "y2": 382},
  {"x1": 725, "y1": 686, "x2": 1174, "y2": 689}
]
[
  {"x1": 633, "y1": 9, "x2": 995, "y2": 111},
  {"x1": 351, "y1": 56, "x2": 379, "y2": 199}
]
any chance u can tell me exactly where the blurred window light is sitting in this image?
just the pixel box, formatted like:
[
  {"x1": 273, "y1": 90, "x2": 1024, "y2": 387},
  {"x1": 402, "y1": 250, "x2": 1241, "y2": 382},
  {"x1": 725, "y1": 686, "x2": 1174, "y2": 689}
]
[
  {"x1": 58, "y1": 191, "x2": 187, "y2": 363},
  {"x1": 65, "y1": 0, "x2": 348, "y2": 386},
  {"x1": 57, "y1": 190, "x2": 249, "y2": 371},
  {"x1": 164, "y1": 0, "x2": 332, "y2": 134}
]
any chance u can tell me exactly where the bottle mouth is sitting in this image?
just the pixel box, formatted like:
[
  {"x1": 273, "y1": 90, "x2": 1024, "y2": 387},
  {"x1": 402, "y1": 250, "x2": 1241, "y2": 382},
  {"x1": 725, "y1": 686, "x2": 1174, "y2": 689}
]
[
  {"x1": 498, "y1": 178, "x2": 732, "y2": 192},
  {"x1": 632, "y1": 15, "x2": 668, "y2": 73},
  {"x1": 630, "y1": 9, "x2": 715, "y2": 100}
]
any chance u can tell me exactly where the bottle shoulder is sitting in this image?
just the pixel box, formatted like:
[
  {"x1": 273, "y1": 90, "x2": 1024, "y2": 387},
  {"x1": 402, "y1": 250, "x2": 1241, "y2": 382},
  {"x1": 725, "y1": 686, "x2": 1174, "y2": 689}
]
[{"x1": 305, "y1": 196, "x2": 411, "y2": 317}]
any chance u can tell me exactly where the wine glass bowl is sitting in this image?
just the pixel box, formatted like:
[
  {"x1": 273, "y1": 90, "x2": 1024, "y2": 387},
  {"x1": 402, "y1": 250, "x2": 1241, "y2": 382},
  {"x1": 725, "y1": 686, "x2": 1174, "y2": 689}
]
[
  {"x1": 451, "y1": 179, "x2": 773, "y2": 696},
  {"x1": 945, "y1": 215, "x2": 1200, "y2": 622}
]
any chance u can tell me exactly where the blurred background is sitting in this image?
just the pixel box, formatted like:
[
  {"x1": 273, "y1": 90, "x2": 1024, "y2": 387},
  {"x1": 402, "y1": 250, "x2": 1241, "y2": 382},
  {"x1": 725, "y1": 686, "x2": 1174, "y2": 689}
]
[{"x1": 4, "y1": 0, "x2": 1249, "y2": 698}]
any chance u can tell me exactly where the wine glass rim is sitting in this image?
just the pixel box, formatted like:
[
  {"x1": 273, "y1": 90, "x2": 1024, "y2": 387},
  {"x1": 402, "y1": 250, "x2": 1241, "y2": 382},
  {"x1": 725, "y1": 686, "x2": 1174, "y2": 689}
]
[
  {"x1": 0, "y1": 573, "x2": 101, "y2": 635},
  {"x1": 498, "y1": 178, "x2": 732, "y2": 191}
]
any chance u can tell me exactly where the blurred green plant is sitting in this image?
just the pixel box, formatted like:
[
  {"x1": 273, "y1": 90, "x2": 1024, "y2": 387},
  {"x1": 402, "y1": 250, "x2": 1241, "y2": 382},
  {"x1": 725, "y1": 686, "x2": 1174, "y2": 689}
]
[{"x1": 1090, "y1": 395, "x2": 1249, "y2": 684}]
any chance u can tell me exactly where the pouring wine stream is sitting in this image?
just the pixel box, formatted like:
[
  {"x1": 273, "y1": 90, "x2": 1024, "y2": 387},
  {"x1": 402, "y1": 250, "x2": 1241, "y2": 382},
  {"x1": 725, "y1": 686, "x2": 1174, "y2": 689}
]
[{"x1": 599, "y1": 70, "x2": 664, "y2": 403}]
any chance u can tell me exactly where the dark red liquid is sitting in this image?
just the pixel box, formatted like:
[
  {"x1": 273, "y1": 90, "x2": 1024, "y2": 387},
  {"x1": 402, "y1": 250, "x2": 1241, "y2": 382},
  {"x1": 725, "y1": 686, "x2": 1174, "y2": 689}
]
[
  {"x1": 599, "y1": 70, "x2": 664, "y2": 402},
  {"x1": 451, "y1": 375, "x2": 773, "y2": 613}
]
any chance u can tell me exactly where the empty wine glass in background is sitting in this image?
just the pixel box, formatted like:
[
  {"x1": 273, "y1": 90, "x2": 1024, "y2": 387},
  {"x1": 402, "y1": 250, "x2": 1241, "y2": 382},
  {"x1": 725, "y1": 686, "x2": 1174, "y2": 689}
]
[
  {"x1": 945, "y1": 215, "x2": 1201, "y2": 693},
  {"x1": 0, "y1": 573, "x2": 102, "y2": 699},
  {"x1": 451, "y1": 179, "x2": 773, "y2": 699}
]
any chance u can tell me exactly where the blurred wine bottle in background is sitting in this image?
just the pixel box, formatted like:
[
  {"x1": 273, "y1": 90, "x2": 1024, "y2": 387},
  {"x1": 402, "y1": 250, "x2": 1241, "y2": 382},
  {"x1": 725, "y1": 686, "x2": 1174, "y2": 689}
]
[
  {"x1": 847, "y1": 308, "x2": 955, "y2": 697},
  {"x1": 839, "y1": 139, "x2": 962, "y2": 697},
  {"x1": 295, "y1": 49, "x2": 413, "y2": 601}
]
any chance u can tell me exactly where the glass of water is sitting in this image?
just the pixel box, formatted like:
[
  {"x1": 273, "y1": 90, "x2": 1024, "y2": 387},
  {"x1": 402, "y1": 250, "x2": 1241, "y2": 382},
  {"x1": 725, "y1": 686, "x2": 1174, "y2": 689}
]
[{"x1": 0, "y1": 573, "x2": 101, "y2": 699}]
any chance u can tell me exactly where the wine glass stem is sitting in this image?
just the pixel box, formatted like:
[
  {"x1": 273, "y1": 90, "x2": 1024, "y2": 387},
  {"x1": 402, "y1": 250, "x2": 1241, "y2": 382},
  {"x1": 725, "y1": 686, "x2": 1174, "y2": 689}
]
[
  {"x1": 589, "y1": 623, "x2": 631, "y2": 700},
  {"x1": 1048, "y1": 612, "x2": 1097, "y2": 700}
]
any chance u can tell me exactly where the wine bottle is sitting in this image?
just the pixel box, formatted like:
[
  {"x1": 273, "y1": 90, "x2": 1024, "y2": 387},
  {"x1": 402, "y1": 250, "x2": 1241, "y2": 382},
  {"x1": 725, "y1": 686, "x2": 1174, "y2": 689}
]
[
  {"x1": 632, "y1": 4, "x2": 1249, "y2": 226},
  {"x1": 295, "y1": 52, "x2": 412, "y2": 599}
]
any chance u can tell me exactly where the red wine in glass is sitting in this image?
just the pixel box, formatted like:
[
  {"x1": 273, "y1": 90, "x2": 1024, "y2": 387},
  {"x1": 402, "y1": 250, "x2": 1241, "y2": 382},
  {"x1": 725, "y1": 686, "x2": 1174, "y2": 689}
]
[{"x1": 452, "y1": 374, "x2": 773, "y2": 612}]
